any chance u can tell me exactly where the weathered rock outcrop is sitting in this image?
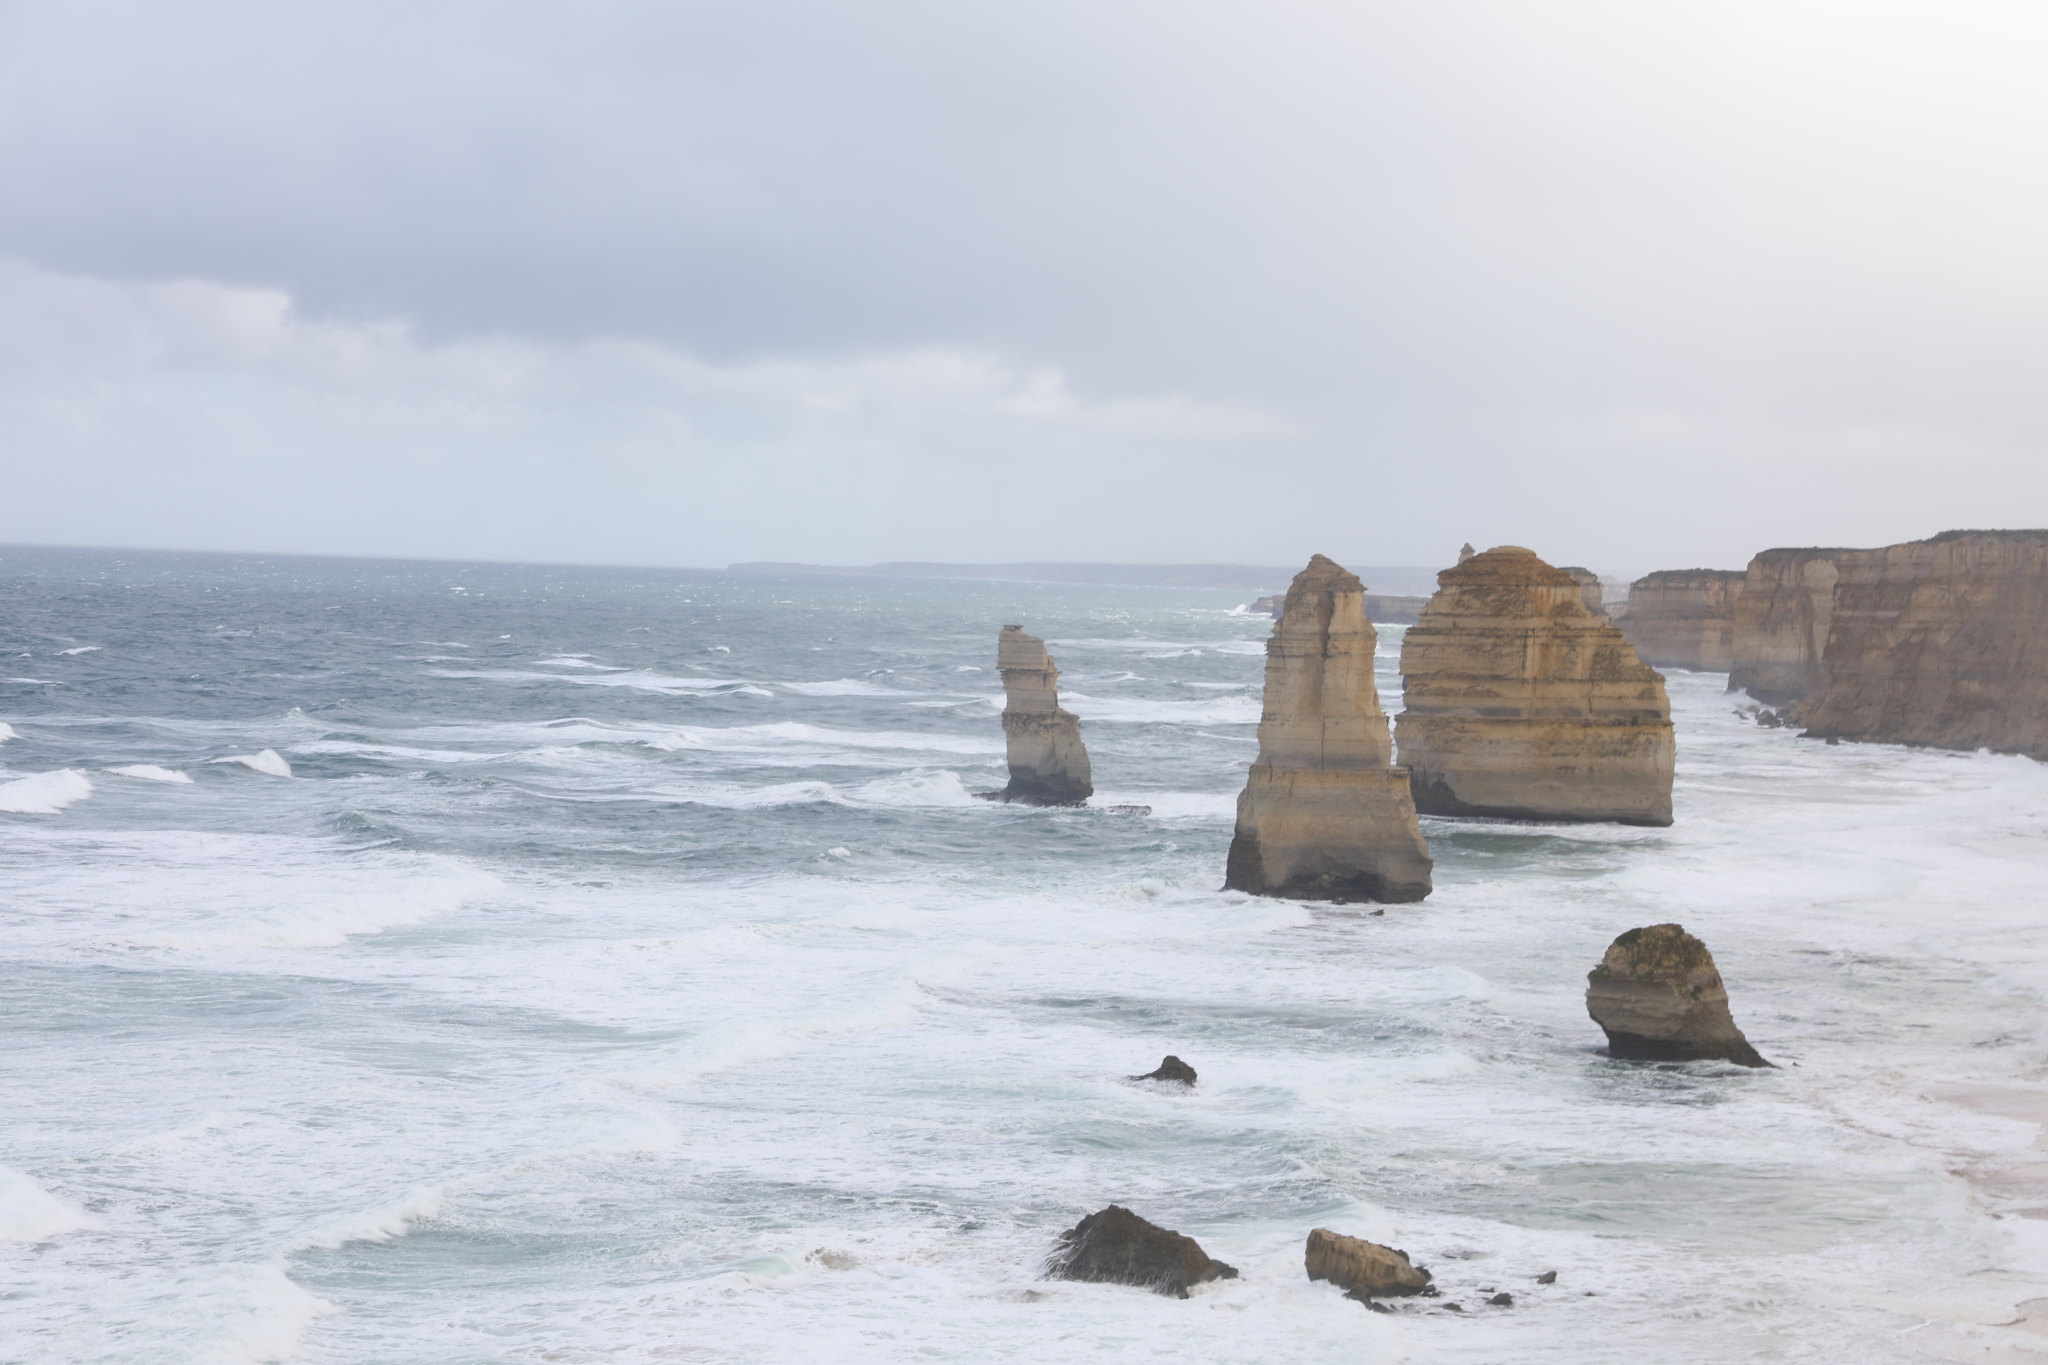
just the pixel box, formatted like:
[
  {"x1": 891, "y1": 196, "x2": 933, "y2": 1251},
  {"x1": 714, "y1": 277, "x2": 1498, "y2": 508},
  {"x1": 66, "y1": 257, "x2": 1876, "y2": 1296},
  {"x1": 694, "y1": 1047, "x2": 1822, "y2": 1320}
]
[
  {"x1": 1585, "y1": 924, "x2": 1769, "y2": 1067},
  {"x1": 1046, "y1": 1205, "x2": 1239, "y2": 1298},
  {"x1": 1224, "y1": 556, "x2": 1434, "y2": 903},
  {"x1": 1558, "y1": 567, "x2": 1609, "y2": 623},
  {"x1": 1726, "y1": 548, "x2": 1852, "y2": 704},
  {"x1": 1132, "y1": 1055, "x2": 1197, "y2": 1086},
  {"x1": 1799, "y1": 530, "x2": 2048, "y2": 758},
  {"x1": 989, "y1": 626, "x2": 1092, "y2": 805},
  {"x1": 1396, "y1": 547, "x2": 1675, "y2": 826},
  {"x1": 1457, "y1": 543, "x2": 1476, "y2": 564},
  {"x1": 1304, "y1": 1228, "x2": 1433, "y2": 1300},
  {"x1": 1618, "y1": 569, "x2": 1745, "y2": 671}
]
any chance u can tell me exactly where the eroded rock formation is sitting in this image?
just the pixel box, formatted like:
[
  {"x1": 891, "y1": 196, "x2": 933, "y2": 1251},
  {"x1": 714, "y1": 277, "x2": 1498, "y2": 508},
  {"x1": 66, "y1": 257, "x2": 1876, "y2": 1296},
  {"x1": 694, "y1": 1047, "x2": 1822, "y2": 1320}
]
[
  {"x1": 1132, "y1": 1055, "x2": 1197, "y2": 1085},
  {"x1": 1224, "y1": 555, "x2": 1433, "y2": 903},
  {"x1": 1046, "y1": 1205, "x2": 1239, "y2": 1298},
  {"x1": 1618, "y1": 569, "x2": 1745, "y2": 671},
  {"x1": 1727, "y1": 548, "x2": 1850, "y2": 704},
  {"x1": 1585, "y1": 924, "x2": 1769, "y2": 1067},
  {"x1": 1396, "y1": 547, "x2": 1675, "y2": 826},
  {"x1": 990, "y1": 626, "x2": 1093, "y2": 805},
  {"x1": 1558, "y1": 566, "x2": 1609, "y2": 623},
  {"x1": 1304, "y1": 1228, "x2": 1433, "y2": 1300},
  {"x1": 1799, "y1": 530, "x2": 2048, "y2": 758}
]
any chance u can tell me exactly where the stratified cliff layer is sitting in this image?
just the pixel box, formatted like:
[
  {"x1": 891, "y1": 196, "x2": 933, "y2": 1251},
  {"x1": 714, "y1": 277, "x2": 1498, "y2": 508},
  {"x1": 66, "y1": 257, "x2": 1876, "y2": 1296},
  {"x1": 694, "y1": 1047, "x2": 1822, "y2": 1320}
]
[
  {"x1": 1397, "y1": 546, "x2": 1675, "y2": 826},
  {"x1": 992, "y1": 626, "x2": 1093, "y2": 804},
  {"x1": 1224, "y1": 555, "x2": 1433, "y2": 903},
  {"x1": 1618, "y1": 569, "x2": 1744, "y2": 671},
  {"x1": 1800, "y1": 530, "x2": 2048, "y2": 758},
  {"x1": 1726, "y1": 548, "x2": 1851, "y2": 704}
]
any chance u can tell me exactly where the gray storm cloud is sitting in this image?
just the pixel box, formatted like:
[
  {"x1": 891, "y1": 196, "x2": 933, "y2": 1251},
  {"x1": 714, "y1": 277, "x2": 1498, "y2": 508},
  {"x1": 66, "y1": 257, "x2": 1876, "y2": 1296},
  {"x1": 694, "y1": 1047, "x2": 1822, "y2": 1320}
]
[{"x1": 1, "y1": 0, "x2": 2045, "y2": 571}]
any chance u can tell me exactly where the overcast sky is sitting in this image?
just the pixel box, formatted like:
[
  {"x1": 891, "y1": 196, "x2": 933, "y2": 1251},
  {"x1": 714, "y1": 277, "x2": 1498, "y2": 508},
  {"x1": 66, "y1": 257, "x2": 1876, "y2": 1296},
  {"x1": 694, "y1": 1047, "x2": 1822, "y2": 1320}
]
[{"x1": 3, "y1": 0, "x2": 2046, "y2": 577}]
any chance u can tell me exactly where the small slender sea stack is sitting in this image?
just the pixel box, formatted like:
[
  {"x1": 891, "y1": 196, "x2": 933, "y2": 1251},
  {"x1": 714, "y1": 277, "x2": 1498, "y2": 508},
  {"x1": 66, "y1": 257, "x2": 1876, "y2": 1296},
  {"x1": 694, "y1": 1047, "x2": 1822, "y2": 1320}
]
[
  {"x1": 1586, "y1": 924, "x2": 1770, "y2": 1067},
  {"x1": 1224, "y1": 555, "x2": 1433, "y2": 903},
  {"x1": 1396, "y1": 546, "x2": 1675, "y2": 826},
  {"x1": 989, "y1": 625, "x2": 1092, "y2": 805}
]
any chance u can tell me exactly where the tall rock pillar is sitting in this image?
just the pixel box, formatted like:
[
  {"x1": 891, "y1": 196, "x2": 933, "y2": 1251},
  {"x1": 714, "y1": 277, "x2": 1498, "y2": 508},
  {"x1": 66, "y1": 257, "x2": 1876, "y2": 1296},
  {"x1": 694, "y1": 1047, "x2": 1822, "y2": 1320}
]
[
  {"x1": 1224, "y1": 555, "x2": 1433, "y2": 903},
  {"x1": 992, "y1": 626, "x2": 1093, "y2": 805},
  {"x1": 1396, "y1": 546, "x2": 1675, "y2": 826}
]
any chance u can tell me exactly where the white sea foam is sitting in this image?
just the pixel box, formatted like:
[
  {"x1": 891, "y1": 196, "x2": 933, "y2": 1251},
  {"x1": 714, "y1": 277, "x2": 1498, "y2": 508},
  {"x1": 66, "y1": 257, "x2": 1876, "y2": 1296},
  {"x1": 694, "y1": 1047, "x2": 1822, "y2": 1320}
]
[
  {"x1": 779, "y1": 678, "x2": 904, "y2": 696},
  {"x1": 106, "y1": 764, "x2": 195, "y2": 783},
  {"x1": 427, "y1": 667, "x2": 766, "y2": 696},
  {"x1": 0, "y1": 768, "x2": 93, "y2": 813},
  {"x1": 100, "y1": 857, "x2": 502, "y2": 951},
  {"x1": 6, "y1": 676, "x2": 61, "y2": 685},
  {"x1": 533, "y1": 656, "x2": 628, "y2": 671},
  {"x1": 209, "y1": 749, "x2": 292, "y2": 777},
  {"x1": 0, "y1": 1167, "x2": 95, "y2": 1242},
  {"x1": 289, "y1": 1186, "x2": 446, "y2": 1252},
  {"x1": 0, "y1": 721, "x2": 17, "y2": 741}
]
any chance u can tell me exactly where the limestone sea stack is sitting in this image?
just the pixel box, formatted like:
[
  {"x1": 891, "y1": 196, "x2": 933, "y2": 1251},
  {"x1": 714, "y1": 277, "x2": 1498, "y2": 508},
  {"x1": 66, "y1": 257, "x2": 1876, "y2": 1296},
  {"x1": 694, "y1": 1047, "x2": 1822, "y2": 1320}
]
[
  {"x1": 1800, "y1": 530, "x2": 2048, "y2": 758},
  {"x1": 1396, "y1": 547, "x2": 1675, "y2": 826},
  {"x1": 1585, "y1": 924, "x2": 1769, "y2": 1067},
  {"x1": 1618, "y1": 569, "x2": 1745, "y2": 671},
  {"x1": 1558, "y1": 566, "x2": 1610, "y2": 622},
  {"x1": 1223, "y1": 556, "x2": 1433, "y2": 903},
  {"x1": 1726, "y1": 548, "x2": 1851, "y2": 705},
  {"x1": 1046, "y1": 1205, "x2": 1239, "y2": 1298},
  {"x1": 990, "y1": 626, "x2": 1093, "y2": 805}
]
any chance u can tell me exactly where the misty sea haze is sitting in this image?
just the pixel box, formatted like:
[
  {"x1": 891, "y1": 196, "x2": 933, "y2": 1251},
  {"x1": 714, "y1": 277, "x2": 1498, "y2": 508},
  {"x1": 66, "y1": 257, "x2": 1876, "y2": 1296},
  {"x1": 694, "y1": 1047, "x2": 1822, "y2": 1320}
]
[{"x1": 4, "y1": 544, "x2": 2048, "y2": 1364}]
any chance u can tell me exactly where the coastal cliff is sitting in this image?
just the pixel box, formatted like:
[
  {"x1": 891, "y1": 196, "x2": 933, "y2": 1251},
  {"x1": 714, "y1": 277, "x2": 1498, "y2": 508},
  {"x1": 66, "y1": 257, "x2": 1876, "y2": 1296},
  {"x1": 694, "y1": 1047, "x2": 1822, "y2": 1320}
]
[
  {"x1": 1617, "y1": 569, "x2": 1744, "y2": 671},
  {"x1": 990, "y1": 626, "x2": 1093, "y2": 804},
  {"x1": 1726, "y1": 548, "x2": 1851, "y2": 705},
  {"x1": 1224, "y1": 555, "x2": 1433, "y2": 903},
  {"x1": 1396, "y1": 546, "x2": 1675, "y2": 826},
  {"x1": 1800, "y1": 530, "x2": 2048, "y2": 758}
]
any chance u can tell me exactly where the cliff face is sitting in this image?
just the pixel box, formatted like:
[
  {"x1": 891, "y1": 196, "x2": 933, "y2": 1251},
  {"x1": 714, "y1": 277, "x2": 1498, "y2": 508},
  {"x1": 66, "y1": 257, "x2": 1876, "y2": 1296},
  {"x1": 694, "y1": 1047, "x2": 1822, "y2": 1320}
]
[
  {"x1": 1800, "y1": 531, "x2": 2048, "y2": 758},
  {"x1": 1558, "y1": 566, "x2": 1609, "y2": 623},
  {"x1": 1617, "y1": 569, "x2": 1744, "y2": 671},
  {"x1": 1396, "y1": 546, "x2": 1675, "y2": 826},
  {"x1": 1726, "y1": 548, "x2": 1850, "y2": 704},
  {"x1": 993, "y1": 626, "x2": 1093, "y2": 804},
  {"x1": 1224, "y1": 555, "x2": 1433, "y2": 903}
]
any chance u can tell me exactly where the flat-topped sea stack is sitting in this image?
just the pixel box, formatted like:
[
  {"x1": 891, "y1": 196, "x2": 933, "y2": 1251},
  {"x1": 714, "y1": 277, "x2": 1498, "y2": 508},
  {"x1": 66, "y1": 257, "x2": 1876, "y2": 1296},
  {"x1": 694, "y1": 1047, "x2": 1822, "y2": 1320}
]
[
  {"x1": 1619, "y1": 569, "x2": 1745, "y2": 671},
  {"x1": 1397, "y1": 547, "x2": 1675, "y2": 826},
  {"x1": 1586, "y1": 924, "x2": 1769, "y2": 1067},
  {"x1": 1224, "y1": 555, "x2": 1433, "y2": 903},
  {"x1": 1800, "y1": 530, "x2": 2048, "y2": 758},
  {"x1": 989, "y1": 626, "x2": 1093, "y2": 805},
  {"x1": 1726, "y1": 548, "x2": 1852, "y2": 705}
]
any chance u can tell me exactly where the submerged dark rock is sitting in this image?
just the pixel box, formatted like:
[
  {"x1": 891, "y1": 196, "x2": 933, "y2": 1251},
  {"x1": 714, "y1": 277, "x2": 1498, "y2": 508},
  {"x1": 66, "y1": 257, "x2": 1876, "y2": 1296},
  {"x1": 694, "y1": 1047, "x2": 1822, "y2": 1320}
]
[
  {"x1": 1487, "y1": 1292, "x2": 1514, "y2": 1307},
  {"x1": 1045, "y1": 1205, "x2": 1238, "y2": 1298},
  {"x1": 1586, "y1": 923, "x2": 1771, "y2": 1067},
  {"x1": 1132, "y1": 1055, "x2": 1197, "y2": 1086}
]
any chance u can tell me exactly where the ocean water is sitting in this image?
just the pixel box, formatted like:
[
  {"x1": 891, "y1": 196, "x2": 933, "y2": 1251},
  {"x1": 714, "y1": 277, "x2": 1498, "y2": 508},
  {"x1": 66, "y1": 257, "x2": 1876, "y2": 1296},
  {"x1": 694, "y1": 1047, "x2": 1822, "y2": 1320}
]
[{"x1": 5, "y1": 545, "x2": 2048, "y2": 1365}]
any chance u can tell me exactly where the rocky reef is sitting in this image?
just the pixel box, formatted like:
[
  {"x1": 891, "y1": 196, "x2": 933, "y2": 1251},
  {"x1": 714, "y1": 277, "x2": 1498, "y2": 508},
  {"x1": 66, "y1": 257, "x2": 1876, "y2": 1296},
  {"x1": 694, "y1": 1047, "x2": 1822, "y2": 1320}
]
[
  {"x1": 1224, "y1": 555, "x2": 1433, "y2": 903},
  {"x1": 1304, "y1": 1228, "x2": 1433, "y2": 1302},
  {"x1": 1799, "y1": 530, "x2": 2048, "y2": 758},
  {"x1": 1045, "y1": 1205, "x2": 1238, "y2": 1298},
  {"x1": 1585, "y1": 924, "x2": 1769, "y2": 1067},
  {"x1": 1618, "y1": 569, "x2": 1745, "y2": 671},
  {"x1": 1726, "y1": 548, "x2": 1851, "y2": 705},
  {"x1": 987, "y1": 626, "x2": 1093, "y2": 805},
  {"x1": 1396, "y1": 546, "x2": 1675, "y2": 826}
]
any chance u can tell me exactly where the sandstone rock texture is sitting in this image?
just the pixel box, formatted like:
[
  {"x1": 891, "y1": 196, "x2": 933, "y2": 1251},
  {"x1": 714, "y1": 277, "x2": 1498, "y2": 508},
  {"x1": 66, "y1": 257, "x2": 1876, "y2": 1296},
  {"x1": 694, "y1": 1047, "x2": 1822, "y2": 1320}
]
[
  {"x1": 991, "y1": 626, "x2": 1093, "y2": 805},
  {"x1": 1224, "y1": 555, "x2": 1433, "y2": 903},
  {"x1": 1618, "y1": 569, "x2": 1745, "y2": 671},
  {"x1": 1799, "y1": 530, "x2": 2048, "y2": 758},
  {"x1": 1396, "y1": 547, "x2": 1675, "y2": 826},
  {"x1": 1304, "y1": 1228, "x2": 1433, "y2": 1299},
  {"x1": 1046, "y1": 1205, "x2": 1239, "y2": 1298},
  {"x1": 1558, "y1": 566, "x2": 1609, "y2": 622},
  {"x1": 1585, "y1": 924, "x2": 1769, "y2": 1067},
  {"x1": 1726, "y1": 548, "x2": 1851, "y2": 705}
]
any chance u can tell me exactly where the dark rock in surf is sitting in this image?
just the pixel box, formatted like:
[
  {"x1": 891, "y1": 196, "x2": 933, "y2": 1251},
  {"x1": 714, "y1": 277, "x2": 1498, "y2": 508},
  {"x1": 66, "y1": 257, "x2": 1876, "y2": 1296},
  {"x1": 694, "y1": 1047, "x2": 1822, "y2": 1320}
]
[
  {"x1": 1487, "y1": 1292, "x2": 1514, "y2": 1307},
  {"x1": 1585, "y1": 923, "x2": 1771, "y2": 1067},
  {"x1": 1045, "y1": 1205, "x2": 1238, "y2": 1298},
  {"x1": 1535, "y1": 1270, "x2": 1557, "y2": 1284},
  {"x1": 1132, "y1": 1055, "x2": 1197, "y2": 1086}
]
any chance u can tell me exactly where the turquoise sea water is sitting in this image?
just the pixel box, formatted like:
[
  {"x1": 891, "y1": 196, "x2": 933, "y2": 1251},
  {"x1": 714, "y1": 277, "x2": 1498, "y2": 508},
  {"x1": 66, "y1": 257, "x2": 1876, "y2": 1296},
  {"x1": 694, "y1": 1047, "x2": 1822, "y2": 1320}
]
[{"x1": 5, "y1": 544, "x2": 2048, "y2": 1364}]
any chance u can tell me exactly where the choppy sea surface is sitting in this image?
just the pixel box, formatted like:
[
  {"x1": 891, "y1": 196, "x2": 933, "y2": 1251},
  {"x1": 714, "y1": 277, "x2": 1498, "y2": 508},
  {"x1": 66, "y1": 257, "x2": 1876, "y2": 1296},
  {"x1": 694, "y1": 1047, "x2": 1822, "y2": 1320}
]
[{"x1": 6, "y1": 545, "x2": 2048, "y2": 1365}]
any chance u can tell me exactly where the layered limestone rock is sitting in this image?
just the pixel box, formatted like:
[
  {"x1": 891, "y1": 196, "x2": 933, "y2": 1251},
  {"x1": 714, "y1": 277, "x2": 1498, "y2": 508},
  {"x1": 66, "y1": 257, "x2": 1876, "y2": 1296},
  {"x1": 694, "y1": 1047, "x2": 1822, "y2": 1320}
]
[
  {"x1": 1585, "y1": 924, "x2": 1769, "y2": 1067},
  {"x1": 1558, "y1": 567, "x2": 1609, "y2": 623},
  {"x1": 1800, "y1": 530, "x2": 2048, "y2": 758},
  {"x1": 1618, "y1": 569, "x2": 1745, "y2": 671},
  {"x1": 1458, "y1": 543, "x2": 1476, "y2": 564},
  {"x1": 1224, "y1": 555, "x2": 1433, "y2": 903},
  {"x1": 1304, "y1": 1229, "x2": 1433, "y2": 1300},
  {"x1": 990, "y1": 626, "x2": 1093, "y2": 805},
  {"x1": 1725, "y1": 548, "x2": 1851, "y2": 705},
  {"x1": 1396, "y1": 547, "x2": 1675, "y2": 826},
  {"x1": 1046, "y1": 1206, "x2": 1239, "y2": 1298}
]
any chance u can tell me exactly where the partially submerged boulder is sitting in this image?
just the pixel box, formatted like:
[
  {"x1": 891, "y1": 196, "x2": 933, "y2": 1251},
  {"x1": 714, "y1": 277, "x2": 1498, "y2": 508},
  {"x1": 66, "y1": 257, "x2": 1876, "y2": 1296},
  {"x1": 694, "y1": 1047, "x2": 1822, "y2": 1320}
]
[
  {"x1": 1304, "y1": 1228, "x2": 1433, "y2": 1300},
  {"x1": 1046, "y1": 1205, "x2": 1238, "y2": 1298},
  {"x1": 1586, "y1": 924, "x2": 1770, "y2": 1067},
  {"x1": 1132, "y1": 1055, "x2": 1197, "y2": 1085}
]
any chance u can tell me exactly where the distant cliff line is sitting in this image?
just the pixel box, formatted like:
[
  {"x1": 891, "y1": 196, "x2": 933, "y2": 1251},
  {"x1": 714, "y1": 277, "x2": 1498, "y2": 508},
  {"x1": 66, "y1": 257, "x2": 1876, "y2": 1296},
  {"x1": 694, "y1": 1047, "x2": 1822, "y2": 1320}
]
[{"x1": 729, "y1": 561, "x2": 1444, "y2": 594}]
